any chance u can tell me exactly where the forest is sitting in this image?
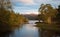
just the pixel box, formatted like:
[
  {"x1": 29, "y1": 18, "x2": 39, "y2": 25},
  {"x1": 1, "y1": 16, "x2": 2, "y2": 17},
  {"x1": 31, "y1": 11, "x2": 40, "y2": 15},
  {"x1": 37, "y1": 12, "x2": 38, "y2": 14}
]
[{"x1": 0, "y1": 0, "x2": 28, "y2": 32}]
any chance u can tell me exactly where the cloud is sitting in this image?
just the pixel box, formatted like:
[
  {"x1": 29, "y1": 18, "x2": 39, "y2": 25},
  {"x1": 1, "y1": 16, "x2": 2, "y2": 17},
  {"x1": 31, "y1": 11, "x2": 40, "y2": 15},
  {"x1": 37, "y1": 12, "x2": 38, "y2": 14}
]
[
  {"x1": 12, "y1": 0, "x2": 60, "y2": 14},
  {"x1": 12, "y1": 0, "x2": 60, "y2": 5},
  {"x1": 12, "y1": 0, "x2": 36, "y2": 5},
  {"x1": 20, "y1": 11, "x2": 39, "y2": 14},
  {"x1": 34, "y1": 0, "x2": 53, "y2": 4},
  {"x1": 19, "y1": 0, "x2": 35, "y2": 5},
  {"x1": 13, "y1": 7, "x2": 38, "y2": 14}
]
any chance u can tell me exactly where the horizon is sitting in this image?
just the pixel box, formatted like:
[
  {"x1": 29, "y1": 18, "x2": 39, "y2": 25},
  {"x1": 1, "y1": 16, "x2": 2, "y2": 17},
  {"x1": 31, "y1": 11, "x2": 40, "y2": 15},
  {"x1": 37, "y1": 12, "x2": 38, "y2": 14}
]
[{"x1": 20, "y1": 13, "x2": 39, "y2": 15}]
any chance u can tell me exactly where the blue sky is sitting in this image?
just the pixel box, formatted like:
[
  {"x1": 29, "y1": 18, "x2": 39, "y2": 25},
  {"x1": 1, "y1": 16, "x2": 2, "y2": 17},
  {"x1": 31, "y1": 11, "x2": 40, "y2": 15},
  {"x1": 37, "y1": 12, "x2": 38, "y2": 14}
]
[{"x1": 11, "y1": 0, "x2": 60, "y2": 14}]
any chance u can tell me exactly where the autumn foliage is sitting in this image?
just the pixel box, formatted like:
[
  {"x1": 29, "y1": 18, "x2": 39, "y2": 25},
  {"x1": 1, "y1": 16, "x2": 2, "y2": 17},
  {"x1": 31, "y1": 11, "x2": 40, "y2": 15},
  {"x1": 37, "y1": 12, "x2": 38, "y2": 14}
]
[{"x1": 0, "y1": 0, "x2": 28, "y2": 32}]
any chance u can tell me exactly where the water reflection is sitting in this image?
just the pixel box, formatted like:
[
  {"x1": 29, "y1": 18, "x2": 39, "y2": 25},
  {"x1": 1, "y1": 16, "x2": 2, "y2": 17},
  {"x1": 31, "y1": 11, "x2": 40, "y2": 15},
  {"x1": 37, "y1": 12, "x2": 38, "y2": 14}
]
[
  {"x1": 0, "y1": 20, "x2": 39, "y2": 37},
  {"x1": 0, "y1": 31, "x2": 13, "y2": 37},
  {"x1": 10, "y1": 24, "x2": 39, "y2": 37},
  {"x1": 1, "y1": 20, "x2": 60, "y2": 37}
]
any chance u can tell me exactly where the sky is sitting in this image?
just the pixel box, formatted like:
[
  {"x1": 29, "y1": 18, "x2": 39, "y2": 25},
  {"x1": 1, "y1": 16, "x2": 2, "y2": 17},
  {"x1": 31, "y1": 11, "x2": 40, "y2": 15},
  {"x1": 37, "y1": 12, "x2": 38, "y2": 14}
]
[{"x1": 11, "y1": 0, "x2": 60, "y2": 14}]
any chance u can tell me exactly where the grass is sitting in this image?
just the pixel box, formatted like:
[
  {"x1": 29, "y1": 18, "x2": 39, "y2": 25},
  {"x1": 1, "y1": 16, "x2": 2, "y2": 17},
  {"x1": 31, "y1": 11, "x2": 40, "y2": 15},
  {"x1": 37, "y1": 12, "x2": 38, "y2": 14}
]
[{"x1": 35, "y1": 22, "x2": 60, "y2": 32}]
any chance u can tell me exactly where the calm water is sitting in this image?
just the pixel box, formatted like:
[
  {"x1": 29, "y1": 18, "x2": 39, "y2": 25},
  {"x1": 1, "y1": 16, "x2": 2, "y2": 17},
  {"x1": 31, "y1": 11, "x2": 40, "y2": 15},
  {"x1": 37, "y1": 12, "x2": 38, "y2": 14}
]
[{"x1": 1, "y1": 20, "x2": 39, "y2": 37}]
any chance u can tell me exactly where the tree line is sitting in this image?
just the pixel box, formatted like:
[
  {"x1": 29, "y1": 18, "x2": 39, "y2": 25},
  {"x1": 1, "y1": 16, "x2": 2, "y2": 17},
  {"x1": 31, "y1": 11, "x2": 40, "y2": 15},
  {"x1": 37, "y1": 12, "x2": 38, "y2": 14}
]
[
  {"x1": 0, "y1": 0, "x2": 28, "y2": 32},
  {"x1": 38, "y1": 4, "x2": 60, "y2": 24}
]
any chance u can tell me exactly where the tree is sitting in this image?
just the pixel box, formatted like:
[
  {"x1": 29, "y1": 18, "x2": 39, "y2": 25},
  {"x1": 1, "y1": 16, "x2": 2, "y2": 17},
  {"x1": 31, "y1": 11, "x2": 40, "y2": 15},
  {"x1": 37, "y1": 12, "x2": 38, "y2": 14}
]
[
  {"x1": 55, "y1": 5, "x2": 60, "y2": 23},
  {"x1": 0, "y1": 0, "x2": 13, "y2": 32},
  {"x1": 38, "y1": 4, "x2": 57, "y2": 24},
  {"x1": 0, "y1": 0, "x2": 28, "y2": 32},
  {"x1": 0, "y1": 0, "x2": 12, "y2": 10}
]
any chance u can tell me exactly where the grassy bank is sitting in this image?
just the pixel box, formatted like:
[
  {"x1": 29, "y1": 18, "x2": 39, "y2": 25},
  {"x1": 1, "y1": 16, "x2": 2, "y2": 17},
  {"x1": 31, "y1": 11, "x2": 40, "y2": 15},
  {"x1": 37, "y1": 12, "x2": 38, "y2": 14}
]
[{"x1": 35, "y1": 22, "x2": 60, "y2": 32}]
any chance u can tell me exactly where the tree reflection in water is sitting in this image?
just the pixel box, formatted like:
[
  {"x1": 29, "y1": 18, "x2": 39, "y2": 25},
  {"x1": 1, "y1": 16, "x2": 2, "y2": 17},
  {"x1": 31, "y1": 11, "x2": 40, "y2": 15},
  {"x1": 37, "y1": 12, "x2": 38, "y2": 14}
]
[{"x1": 0, "y1": 31, "x2": 13, "y2": 37}]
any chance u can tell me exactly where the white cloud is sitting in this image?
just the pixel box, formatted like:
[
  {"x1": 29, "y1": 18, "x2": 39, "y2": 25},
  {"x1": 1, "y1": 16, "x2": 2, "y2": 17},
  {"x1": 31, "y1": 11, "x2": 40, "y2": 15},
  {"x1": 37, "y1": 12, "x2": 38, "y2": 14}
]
[
  {"x1": 21, "y1": 11, "x2": 38, "y2": 14},
  {"x1": 19, "y1": 0, "x2": 35, "y2": 5},
  {"x1": 35, "y1": 0, "x2": 53, "y2": 4},
  {"x1": 12, "y1": 0, "x2": 60, "y2": 5},
  {"x1": 12, "y1": 0, "x2": 36, "y2": 5},
  {"x1": 12, "y1": 0, "x2": 60, "y2": 14},
  {"x1": 13, "y1": 7, "x2": 39, "y2": 14}
]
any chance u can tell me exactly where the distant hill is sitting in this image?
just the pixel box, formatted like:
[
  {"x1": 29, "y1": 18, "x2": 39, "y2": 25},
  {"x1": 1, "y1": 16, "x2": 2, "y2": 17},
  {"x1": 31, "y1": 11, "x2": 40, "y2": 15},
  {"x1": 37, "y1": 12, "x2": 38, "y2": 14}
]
[{"x1": 22, "y1": 14, "x2": 38, "y2": 20}]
